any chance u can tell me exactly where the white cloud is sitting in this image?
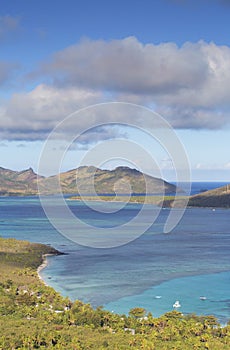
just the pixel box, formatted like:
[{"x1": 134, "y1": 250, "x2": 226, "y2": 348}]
[
  {"x1": 0, "y1": 84, "x2": 104, "y2": 140},
  {"x1": 1, "y1": 37, "x2": 230, "y2": 142},
  {"x1": 42, "y1": 37, "x2": 209, "y2": 95},
  {"x1": 156, "y1": 105, "x2": 230, "y2": 129},
  {"x1": 38, "y1": 37, "x2": 230, "y2": 129},
  {"x1": 40, "y1": 38, "x2": 230, "y2": 108}
]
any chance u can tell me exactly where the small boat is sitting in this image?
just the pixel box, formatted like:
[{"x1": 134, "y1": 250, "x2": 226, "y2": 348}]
[
  {"x1": 199, "y1": 296, "x2": 207, "y2": 300},
  {"x1": 173, "y1": 300, "x2": 181, "y2": 308},
  {"x1": 155, "y1": 295, "x2": 162, "y2": 299}
]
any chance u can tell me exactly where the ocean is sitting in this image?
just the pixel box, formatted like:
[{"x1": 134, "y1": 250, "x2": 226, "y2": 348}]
[{"x1": 0, "y1": 182, "x2": 229, "y2": 324}]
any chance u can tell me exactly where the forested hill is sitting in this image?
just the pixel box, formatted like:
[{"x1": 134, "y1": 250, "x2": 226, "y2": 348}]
[{"x1": 0, "y1": 165, "x2": 177, "y2": 196}]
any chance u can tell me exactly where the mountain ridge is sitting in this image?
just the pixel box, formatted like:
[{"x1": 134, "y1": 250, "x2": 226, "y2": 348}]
[
  {"x1": 0, "y1": 165, "x2": 229, "y2": 207},
  {"x1": 0, "y1": 165, "x2": 177, "y2": 196}
]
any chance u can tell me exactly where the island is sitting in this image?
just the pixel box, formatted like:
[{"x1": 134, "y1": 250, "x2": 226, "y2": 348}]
[
  {"x1": 160, "y1": 184, "x2": 230, "y2": 209},
  {"x1": 0, "y1": 165, "x2": 177, "y2": 196},
  {"x1": 0, "y1": 165, "x2": 229, "y2": 208}
]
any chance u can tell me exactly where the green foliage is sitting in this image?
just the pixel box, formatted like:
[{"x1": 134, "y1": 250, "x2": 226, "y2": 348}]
[
  {"x1": 0, "y1": 237, "x2": 230, "y2": 349},
  {"x1": 129, "y1": 307, "x2": 146, "y2": 319}
]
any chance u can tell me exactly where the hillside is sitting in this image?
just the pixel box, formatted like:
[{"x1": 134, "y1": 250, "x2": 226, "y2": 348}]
[
  {"x1": 0, "y1": 166, "x2": 177, "y2": 196},
  {"x1": 161, "y1": 184, "x2": 230, "y2": 209},
  {"x1": 1, "y1": 166, "x2": 229, "y2": 208},
  {"x1": 0, "y1": 167, "x2": 43, "y2": 196},
  {"x1": 0, "y1": 237, "x2": 229, "y2": 349},
  {"x1": 188, "y1": 184, "x2": 230, "y2": 208}
]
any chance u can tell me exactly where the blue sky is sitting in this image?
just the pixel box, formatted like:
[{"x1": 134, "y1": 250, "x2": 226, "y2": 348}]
[{"x1": 0, "y1": 0, "x2": 230, "y2": 181}]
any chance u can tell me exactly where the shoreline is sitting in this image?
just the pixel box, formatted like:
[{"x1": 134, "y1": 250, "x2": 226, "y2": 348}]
[
  {"x1": 68, "y1": 196, "x2": 230, "y2": 209},
  {"x1": 34, "y1": 244, "x2": 230, "y2": 326},
  {"x1": 37, "y1": 253, "x2": 56, "y2": 286}
]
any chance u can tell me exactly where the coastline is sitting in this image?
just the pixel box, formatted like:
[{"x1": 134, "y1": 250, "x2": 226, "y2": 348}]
[
  {"x1": 68, "y1": 195, "x2": 168, "y2": 206},
  {"x1": 68, "y1": 195, "x2": 230, "y2": 209},
  {"x1": 37, "y1": 253, "x2": 56, "y2": 286},
  {"x1": 1, "y1": 238, "x2": 229, "y2": 348}
]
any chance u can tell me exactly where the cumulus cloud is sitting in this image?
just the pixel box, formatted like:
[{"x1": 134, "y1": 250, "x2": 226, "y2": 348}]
[
  {"x1": 41, "y1": 37, "x2": 209, "y2": 94},
  {"x1": 38, "y1": 37, "x2": 230, "y2": 128},
  {"x1": 156, "y1": 105, "x2": 230, "y2": 129},
  {"x1": 1, "y1": 37, "x2": 230, "y2": 142},
  {"x1": 41, "y1": 37, "x2": 230, "y2": 107},
  {"x1": 0, "y1": 84, "x2": 104, "y2": 140}
]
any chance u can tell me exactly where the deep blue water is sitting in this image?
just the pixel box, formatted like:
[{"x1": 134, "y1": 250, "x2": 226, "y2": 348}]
[{"x1": 0, "y1": 182, "x2": 229, "y2": 324}]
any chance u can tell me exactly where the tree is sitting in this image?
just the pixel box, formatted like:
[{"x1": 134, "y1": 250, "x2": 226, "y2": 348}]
[{"x1": 129, "y1": 307, "x2": 146, "y2": 319}]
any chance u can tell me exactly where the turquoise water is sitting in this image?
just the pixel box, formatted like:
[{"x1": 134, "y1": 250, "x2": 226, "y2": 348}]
[
  {"x1": 0, "y1": 183, "x2": 229, "y2": 324},
  {"x1": 105, "y1": 271, "x2": 230, "y2": 325}
]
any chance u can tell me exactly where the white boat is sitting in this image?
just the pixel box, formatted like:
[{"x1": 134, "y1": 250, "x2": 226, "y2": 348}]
[
  {"x1": 155, "y1": 295, "x2": 162, "y2": 299},
  {"x1": 199, "y1": 296, "x2": 207, "y2": 300},
  {"x1": 173, "y1": 300, "x2": 181, "y2": 308}
]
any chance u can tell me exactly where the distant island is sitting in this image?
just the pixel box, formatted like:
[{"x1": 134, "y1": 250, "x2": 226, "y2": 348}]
[
  {"x1": 161, "y1": 184, "x2": 230, "y2": 209},
  {"x1": 0, "y1": 165, "x2": 177, "y2": 196},
  {"x1": 0, "y1": 166, "x2": 229, "y2": 208},
  {"x1": 188, "y1": 184, "x2": 230, "y2": 208}
]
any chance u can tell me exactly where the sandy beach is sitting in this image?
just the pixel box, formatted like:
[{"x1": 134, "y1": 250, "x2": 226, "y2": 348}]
[{"x1": 37, "y1": 254, "x2": 54, "y2": 285}]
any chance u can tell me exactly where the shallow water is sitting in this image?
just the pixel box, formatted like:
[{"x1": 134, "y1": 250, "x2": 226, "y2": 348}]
[
  {"x1": 0, "y1": 182, "x2": 229, "y2": 323},
  {"x1": 105, "y1": 271, "x2": 230, "y2": 325}
]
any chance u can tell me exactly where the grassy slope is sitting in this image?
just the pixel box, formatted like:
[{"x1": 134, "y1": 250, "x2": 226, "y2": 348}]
[
  {"x1": 0, "y1": 165, "x2": 177, "y2": 196},
  {"x1": 0, "y1": 167, "x2": 43, "y2": 195},
  {"x1": 188, "y1": 185, "x2": 230, "y2": 208},
  {"x1": 1, "y1": 165, "x2": 229, "y2": 208},
  {"x1": 0, "y1": 237, "x2": 230, "y2": 349},
  {"x1": 68, "y1": 194, "x2": 168, "y2": 204}
]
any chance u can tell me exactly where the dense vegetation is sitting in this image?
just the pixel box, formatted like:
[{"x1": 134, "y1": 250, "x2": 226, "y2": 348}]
[{"x1": 0, "y1": 237, "x2": 230, "y2": 349}]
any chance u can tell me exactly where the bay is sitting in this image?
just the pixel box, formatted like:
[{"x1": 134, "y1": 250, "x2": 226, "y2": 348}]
[{"x1": 0, "y1": 181, "x2": 229, "y2": 323}]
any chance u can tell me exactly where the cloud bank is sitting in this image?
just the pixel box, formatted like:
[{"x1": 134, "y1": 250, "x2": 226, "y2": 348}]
[{"x1": 1, "y1": 37, "x2": 230, "y2": 142}]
